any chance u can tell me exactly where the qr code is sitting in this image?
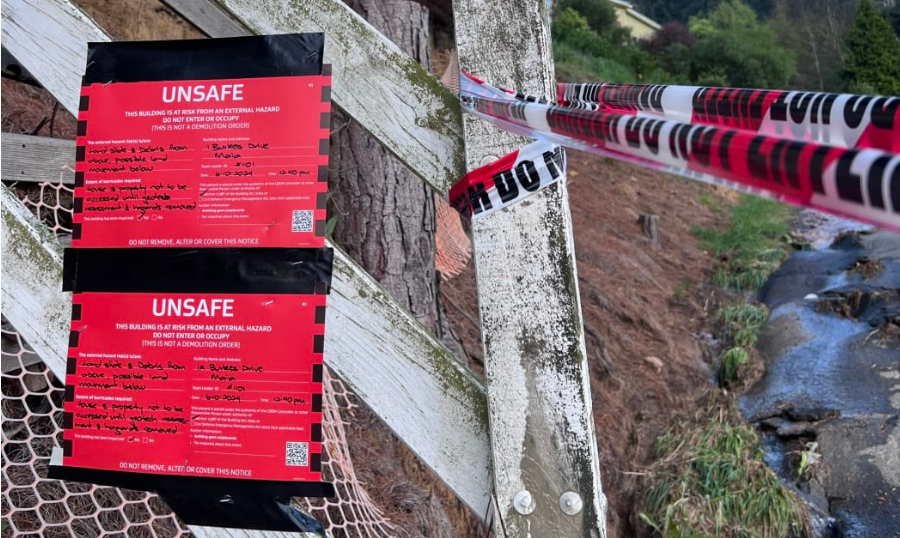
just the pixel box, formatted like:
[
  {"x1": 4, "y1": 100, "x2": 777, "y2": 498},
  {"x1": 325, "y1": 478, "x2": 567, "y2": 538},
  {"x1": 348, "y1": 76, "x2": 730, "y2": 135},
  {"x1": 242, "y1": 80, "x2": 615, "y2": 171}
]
[
  {"x1": 292, "y1": 210, "x2": 314, "y2": 233},
  {"x1": 286, "y1": 441, "x2": 309, "y2": 466}
]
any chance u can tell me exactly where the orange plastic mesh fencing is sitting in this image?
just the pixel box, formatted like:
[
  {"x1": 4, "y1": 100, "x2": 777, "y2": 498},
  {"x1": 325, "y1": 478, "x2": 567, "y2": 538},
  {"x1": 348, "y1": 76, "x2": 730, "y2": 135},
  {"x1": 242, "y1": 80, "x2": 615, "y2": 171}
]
[{"x1": 2, "y1": 179, "x2": 397, "y2": 537}]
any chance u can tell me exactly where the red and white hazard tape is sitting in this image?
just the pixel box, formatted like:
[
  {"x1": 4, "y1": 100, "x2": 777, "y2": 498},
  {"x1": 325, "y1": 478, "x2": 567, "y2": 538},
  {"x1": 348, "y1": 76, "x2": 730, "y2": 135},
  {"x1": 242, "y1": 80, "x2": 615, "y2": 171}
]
[
  {"x1": 558, "y1": 83, "x2": 900, "y2": 152},
  {"x1": 456, "y1": 73, "x2": 900, "y2": 231},
  {"x1": 449, "y1": 141, "x2": 565, "y2": 219}
]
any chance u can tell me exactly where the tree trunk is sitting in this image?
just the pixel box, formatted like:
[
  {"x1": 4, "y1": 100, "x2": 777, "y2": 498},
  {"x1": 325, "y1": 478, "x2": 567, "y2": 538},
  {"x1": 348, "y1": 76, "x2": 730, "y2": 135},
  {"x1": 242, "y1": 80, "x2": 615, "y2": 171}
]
[
  {"x1": 328, "y1": 2, "x2": 478, "y2": 537},
  {"x1": 330, "y1": 0, "x2": 461, "y2": 358}
]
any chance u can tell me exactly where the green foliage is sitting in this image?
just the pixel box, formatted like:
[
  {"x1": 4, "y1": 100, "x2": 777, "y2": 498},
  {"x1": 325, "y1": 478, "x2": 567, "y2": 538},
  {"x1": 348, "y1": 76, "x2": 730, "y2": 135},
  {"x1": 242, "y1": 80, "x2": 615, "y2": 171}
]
[
  {"x1": 553, "y1": 7, "x2": 672, "y2": 83},
  {"x1": 558, "y1": 0, "x2": 618, "y2": 34},
  {"x1": 642, "y1": 407, "x2": 808, "y2": 538},
  {"x1": 842, "y1": 0, "x2": 900, "y2": 95},
  {"x1": 654, "y1": 42, "x2": 693, "y2": 82},
  {"x1": 553, "y1": 0, "x2": 798, "y2": 89},
  {"x1": 554, "y1": 6, "x2": 592, "y2": 37},
  {"x1": 631, "y1": 0, "x2": 774, "y2": 24},
  {"x1": 716, "y1": 302, "x2": 768, "y2": 384},
  {"x1": 692, "y1": 194, "x2": 791, "y2": 291},
  {"x1": 719, "y1": 347, "x2": 751, "y2": 384},
  {"x1": 767, "y1": 0, "x2": 852, "y2": 92},
  {"x1": 688, "y1": 0, "x2": 796, "y2": 88},
  {"x1": 722, "y1": 303, "x2": 768, "y2": 338},
  {"x1": 554, "y1": 41, "x2": 637, "y2": 83},
  {"x1": 689, "y1": 0, "x2": 760, "y2": 36}
]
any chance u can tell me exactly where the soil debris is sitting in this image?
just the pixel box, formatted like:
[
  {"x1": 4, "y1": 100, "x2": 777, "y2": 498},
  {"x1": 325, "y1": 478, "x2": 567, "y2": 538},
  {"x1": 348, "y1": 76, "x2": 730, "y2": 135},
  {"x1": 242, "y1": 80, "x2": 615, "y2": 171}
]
[{"x1": 847, "y1": 257, "x2": 885, "y2": 279}]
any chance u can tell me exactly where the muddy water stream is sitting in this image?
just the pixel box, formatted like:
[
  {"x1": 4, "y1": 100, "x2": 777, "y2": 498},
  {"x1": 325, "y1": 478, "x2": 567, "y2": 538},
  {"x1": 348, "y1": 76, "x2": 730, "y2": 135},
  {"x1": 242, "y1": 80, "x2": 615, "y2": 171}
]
[{"x1": 739, "y1": 212, "x2": 899, "y2": 538}]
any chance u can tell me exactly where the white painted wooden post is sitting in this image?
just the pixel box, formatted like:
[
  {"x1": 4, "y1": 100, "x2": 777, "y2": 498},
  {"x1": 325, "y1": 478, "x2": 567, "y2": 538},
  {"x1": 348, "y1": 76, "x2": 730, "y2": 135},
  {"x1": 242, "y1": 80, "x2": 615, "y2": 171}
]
[{"x1": 453, "y1": 1, "x2": 608, "y2": 537}]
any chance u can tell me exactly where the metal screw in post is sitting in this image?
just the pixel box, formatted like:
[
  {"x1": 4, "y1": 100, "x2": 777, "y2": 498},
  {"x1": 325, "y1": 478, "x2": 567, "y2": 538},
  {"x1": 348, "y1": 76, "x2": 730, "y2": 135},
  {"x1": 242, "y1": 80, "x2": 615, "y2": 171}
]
[
  {"x1": 513, "y1": 490, "x2": 536, "y2": 515},
  {"x1": 559, "y1": 491, "x2": 583, "y2": 516}
]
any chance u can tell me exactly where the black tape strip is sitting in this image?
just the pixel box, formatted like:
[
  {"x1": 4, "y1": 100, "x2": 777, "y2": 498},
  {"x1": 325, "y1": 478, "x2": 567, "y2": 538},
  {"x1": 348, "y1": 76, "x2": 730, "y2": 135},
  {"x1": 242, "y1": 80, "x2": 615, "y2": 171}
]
[
  {"x1": 312, "y1": 364, "x2": 323, "y2": 382},
  {"x1": 75, "y1": 146, "x2": 86, "y2": 162},
  {"x1": 311, "y1": 393, "x2": 323, "y2": 412},
  {"x1": 310, "y1": 453, "x2": 322, "y2": 472},
  {"x1": 48, "y1": 465, "x2": 334, "y2": 498},
  {"x1": 71, "y1": 304, "x2": 82, "y2": 321},
  {"x1": 314, "y1": 306, "x2": 326, "y2": 324},
  {"x1": 320, "y1": 112, "x2": 331, "y2": 129},
  {"x1": 72, "y1": 223, "x2": 82, "y2": 241},
  {"x1": 321, "y1": 86, "x2": 331, "y2": 103},
  {"x1": 74, "y1": 172, "x2": 85, "y2": 188},
  {"x1": 314, "y1": 281, "x2": 329, "y2": 295},
  {"x1": 319, "y1": 139, "x2": 329, "y2": 155},
  {"x1": 68, "y1": 330, "x2": 80, "y2": 348},
  {"x1": 77, "y1": 121, "x2": 87, "y2": 137},
  {"x1": 63, "y1": 412, "x2": 74, "y2": 429},
  {"x1": 313, "y1": 335, "x2": 325, "y2": 354},
  {"x1": 83, "y1": 34, "x2": 324, "y2": 84},
  {"x1": 62, "y1": 439, "x2": 73, "y2": 457},
  {"x1": 64, "y1": 386, "x2": 75, "y2": 403},
  {"x1": 62, "y1": 248, "x2": 334, "y2": 294},
  {"x1": 78, "y1": 95, "x2": 90, "y2": 111},
  {"x1": 316, "y1": 192, "x2": 328, "y2": 209},
  {"x1": 66, "y1": 358, "x2": 78, "y2": 375},
  {"x1": 47, "y1": 465, "x2": 335, "y2": 530},
  {"x1": 310, "y1": 423, "x2": 323, "y2": 443},
  {"x1": 322, "y1": 64, "x2": 332, "y2": 76},
  {"x1": 314, "y1": 220, "x2": 326, "y2": 237},
  {"x1": 73, "y1": 198, "x2": 84, "y2": 214},
  {"x1": 318, "y1": 165, "x2": 328, "y2": 183}
]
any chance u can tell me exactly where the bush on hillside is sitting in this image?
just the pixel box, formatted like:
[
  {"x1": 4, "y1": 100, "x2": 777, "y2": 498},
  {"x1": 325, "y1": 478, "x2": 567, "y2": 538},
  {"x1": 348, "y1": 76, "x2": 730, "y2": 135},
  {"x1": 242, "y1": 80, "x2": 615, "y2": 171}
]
[{"x1": 557, "y1": 0, "x2": 618, "y2": 34}]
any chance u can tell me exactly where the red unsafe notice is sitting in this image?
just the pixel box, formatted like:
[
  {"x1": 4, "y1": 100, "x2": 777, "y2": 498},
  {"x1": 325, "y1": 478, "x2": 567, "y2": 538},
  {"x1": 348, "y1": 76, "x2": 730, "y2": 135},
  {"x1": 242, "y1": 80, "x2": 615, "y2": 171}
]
[
  {"x1": 73, "y1": 75, "x2": 331, "y2": 248},
  {"x1": 63, "y1": 292, "x2": 327, "y2": 482}
]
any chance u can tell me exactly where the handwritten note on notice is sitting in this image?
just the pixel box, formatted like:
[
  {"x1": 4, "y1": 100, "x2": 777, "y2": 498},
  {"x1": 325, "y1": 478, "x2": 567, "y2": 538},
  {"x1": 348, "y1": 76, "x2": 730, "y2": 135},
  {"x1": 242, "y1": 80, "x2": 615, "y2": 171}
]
[
  {"x1": 63, "y1": 292, "x2": 326, "y2": 482},
  {"x1": 74, "y1": 76, "x2": 331, "y2": 248}
]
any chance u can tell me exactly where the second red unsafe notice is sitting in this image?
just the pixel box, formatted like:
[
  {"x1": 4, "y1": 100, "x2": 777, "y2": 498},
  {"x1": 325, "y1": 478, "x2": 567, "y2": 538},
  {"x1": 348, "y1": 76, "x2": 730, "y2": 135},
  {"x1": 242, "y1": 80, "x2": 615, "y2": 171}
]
[
  {"x1": 74, "y1": 75, "x2": 331, "y2": 248},
  {"x1": 63, "y1": 292, "x2": 326, "y2": 483}
]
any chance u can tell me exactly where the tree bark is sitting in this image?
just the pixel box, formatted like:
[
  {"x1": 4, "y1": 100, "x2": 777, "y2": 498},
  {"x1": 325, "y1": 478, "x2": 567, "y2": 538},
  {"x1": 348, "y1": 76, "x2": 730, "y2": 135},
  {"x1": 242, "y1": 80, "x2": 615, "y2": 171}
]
[
  {"x1": 330, "y1": 0, "x2": 461, "y2": 358},
  {"x1": 328, "y1": 2, "x2": 478, "y2": 537}
]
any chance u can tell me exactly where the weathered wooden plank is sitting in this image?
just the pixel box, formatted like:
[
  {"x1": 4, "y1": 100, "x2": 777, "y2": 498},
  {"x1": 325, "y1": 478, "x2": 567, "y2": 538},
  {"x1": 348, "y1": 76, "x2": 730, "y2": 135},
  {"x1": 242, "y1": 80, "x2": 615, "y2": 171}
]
[
  {"x1": 0, "y1": 140, "x2": 492, "y2": 518},
  {"x1": 159, "y1": 0, "x2": 250, "y2": 38},
  {"x1": 211, "y1": 0, "x2": 465, "y2": 193},
  {"x1": 2, "y1": 133, "x2": 75, "y2": 184},
  {"x1": 453, "y1": 1, "x2": 608, "y2": 537},
  {"x1": 0, "y1": 189, "x2": 70, "y2": 373},
  {"x1": 0, "y1": 0, "x2": 109, "y2": 116}
]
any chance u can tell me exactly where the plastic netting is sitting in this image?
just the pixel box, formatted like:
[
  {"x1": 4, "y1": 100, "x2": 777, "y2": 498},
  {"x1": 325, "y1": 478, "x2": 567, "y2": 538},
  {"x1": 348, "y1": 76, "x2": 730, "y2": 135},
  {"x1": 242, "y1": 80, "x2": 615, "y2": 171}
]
[{"x1": 2, "y1": 178, "x2": 396, "y2": 537}]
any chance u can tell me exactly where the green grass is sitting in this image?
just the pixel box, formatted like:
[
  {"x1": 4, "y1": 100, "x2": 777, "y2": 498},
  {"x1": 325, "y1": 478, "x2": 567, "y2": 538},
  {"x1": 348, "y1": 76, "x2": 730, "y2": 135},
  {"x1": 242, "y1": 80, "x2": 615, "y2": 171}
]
[
  {"x1": 693, "y1": 195, "x2": 792, "y2": 291},
  {"x1": 699, "y1": 194, "x2": 726, "y2": 215},
  {"x1": 554, "y1": 41, "x2": 637, "y2": 83},
  {"x1": 554, "y1": 41, "x2": 683, "y2": 84},
  {"x1": 717, "y1": 303, "x2": 769, "y2": 386},
  {"x1": 719, "y1": 347, "x2": 751, "y2": 386},
  {"x1": 641, "y1": 403, "x2": 809, "y2": 538}
]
